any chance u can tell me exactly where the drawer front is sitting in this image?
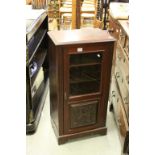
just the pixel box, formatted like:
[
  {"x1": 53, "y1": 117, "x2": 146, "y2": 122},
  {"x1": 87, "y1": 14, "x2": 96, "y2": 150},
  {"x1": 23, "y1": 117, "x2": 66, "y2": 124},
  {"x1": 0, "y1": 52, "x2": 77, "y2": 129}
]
[
  {"x1": 116, "y1": 46, "x2": 129, "y2": 86},
  {"x1": 109, "y1": 76, "x2": 129, "y2": 124},
  {"x1": 117, "y1": 41, "x2": 129, "y2": 64},
  {"x1": 111, "y1": 80, "x2": 121, "y2": 126},
  {"x1": 119, "y1": 63, "x2": 129, "y2": 88},
  {"x1": 115, "y1": 66, "x2": 129, "y2": 105},
  {"x1": 118, "y1": 103, "x2": 129, "y2": 145},
  {"x1": 119, "y1": 29, "x2": 126, "y2": 48},
  {"x1": 111, "y1": 89, "x2": 129, "y2": 147},
  {"x1": 109, "y1": 76, "x2": 115, "y2": 106},
  {"x1": 124, "y1": 37, "x2": 129, "y2": 58}
]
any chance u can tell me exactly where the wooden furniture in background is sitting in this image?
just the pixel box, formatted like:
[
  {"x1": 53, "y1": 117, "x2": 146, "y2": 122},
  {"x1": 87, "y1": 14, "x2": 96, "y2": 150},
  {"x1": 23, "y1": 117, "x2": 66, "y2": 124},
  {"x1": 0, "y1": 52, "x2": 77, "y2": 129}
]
[
  {"x1": 26, "y1": 12, "x2": 49, "y2": 134},
  {"x1": 58, "y1": 0, "x2": 72, "y2": 29},
  {"x1": 48, "y1": 0, "x2": 59, "y2": 30},
  {"x1": 48, "y1": 0, "x2": 110, "y2": 30},
  {"x1": 32, "y1": 0, "x2": 47, "y2": 9},
  {"x1": 94, "y1": 0, "x2": 109, "y2": 29},
  {"x1": 72, "y1": 0, "x2": 81, "y2": 29},
  {"x1": 26, "y1": 0, "x2": 32, "y2": 5},
  {"x1": 58, "y1": 0, "x2": 96, "y2": 29},
  {"x1": 108, "y1": 7, "x2": 129, "y2": 154},
  {"x1": 94, "y1": 0, "x2": 103, "y2": 28},
  {"x1": 48, "y1": 0, "x2": 59, "y2": 19},
  {"x1": 81, "y1": 0, "x2": 96, "y2": 27},
  {"x1": 48, "y1": 28, "x2": 115, "y2": 144}
]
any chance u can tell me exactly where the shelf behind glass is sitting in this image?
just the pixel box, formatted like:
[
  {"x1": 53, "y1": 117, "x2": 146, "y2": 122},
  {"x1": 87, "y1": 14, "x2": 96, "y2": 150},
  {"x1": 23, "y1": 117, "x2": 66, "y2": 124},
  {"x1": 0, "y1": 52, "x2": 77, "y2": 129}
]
[
  {"x1": 69, "y1": 64, "x2": 101, "y2": 96},
  {"x1": 70, "y1": 81, "x2": 100, "y2": 96},
  {"x1": 70, "y1": 52, "x2": 103, "y2": 66}
]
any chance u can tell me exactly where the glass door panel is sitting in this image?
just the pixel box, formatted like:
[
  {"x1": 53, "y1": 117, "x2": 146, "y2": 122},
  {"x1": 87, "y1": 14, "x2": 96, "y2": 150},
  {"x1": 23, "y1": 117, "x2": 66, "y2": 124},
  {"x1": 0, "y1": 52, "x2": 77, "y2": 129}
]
[
  {"x1": 69, "y1": 52, "x2": 103, "y2": 96},
  {"x1": 70, "y1": 52, "x2": 102, "y2": 65}
]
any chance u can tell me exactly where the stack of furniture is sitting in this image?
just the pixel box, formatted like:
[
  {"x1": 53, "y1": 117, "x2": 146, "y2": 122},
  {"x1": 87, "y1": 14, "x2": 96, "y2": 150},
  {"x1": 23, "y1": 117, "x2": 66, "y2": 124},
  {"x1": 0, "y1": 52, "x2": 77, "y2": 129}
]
[
  {"x1": 48, "y1": 0, "x2": 59, "y2": 20},
  {"x1": 81, "y1": 0, "x2": 95, "y2": 13},
  {"x1": 32, "y1": 0, "x2": 47, "y2": 9},
  {"x1": 81, "y1": 0, "x2": 96, "y2": 27},
  {"x1": 94, "y1": 0, "x2": 109, "y2": 29},
  {"x1": 26, "y1": 0, "x2": 32, "y2": 5},
  {"x1": 58, "y1": 0, "x2": 72, "y2": 29},
  {"x1": 108, "y1": 2, "x2": 129, "y2": 155},
  {"x1": 26, "y1": 11, "x2": 49, "y2": 134},
  {"x1": 48, "y1": 0, "x2": 59, "y2": 30},
  {"x1": 47, "y1": 28, "x2": 115, "y2": 144},
  {"x1": 58, "y1": 0, "x2": 97, "y2": 29}
]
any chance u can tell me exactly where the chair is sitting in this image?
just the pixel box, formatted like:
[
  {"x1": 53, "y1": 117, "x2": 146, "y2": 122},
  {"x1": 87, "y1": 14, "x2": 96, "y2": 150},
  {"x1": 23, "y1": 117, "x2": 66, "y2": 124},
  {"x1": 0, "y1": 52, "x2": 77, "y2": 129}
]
[
  {"x1": 59, "y1": 0, "x2": 72, "y2": 28},
  {"x1": 81, "y1": 0, "x2": 96, "y2": 27}
]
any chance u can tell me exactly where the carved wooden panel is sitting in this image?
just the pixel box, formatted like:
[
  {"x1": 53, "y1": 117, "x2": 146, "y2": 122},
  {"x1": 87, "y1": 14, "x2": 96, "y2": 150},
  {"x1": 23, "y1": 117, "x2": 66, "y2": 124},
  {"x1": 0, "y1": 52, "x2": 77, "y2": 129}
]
[{"x1": 70, "y1": 100, "x2": 98, "y2": 128}]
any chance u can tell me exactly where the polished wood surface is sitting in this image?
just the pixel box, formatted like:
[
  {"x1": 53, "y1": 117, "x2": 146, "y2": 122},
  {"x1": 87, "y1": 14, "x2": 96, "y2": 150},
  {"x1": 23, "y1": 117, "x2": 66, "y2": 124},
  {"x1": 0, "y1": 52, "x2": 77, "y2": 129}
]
[{"x1": 48, "y1": 28, "x2": 115, "y2": 45}]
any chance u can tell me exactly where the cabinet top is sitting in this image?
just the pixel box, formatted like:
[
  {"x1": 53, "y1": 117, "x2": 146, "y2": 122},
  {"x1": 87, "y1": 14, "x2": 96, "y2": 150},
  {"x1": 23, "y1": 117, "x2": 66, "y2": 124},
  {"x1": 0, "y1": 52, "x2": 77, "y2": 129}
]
[{"x1": 48, "y1": 28, "x2": 115, "y2": 45}]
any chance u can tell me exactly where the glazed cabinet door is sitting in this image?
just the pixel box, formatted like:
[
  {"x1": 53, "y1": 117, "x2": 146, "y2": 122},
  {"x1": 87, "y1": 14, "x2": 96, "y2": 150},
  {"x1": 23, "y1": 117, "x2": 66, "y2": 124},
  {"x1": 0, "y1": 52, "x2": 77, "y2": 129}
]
[
  {"x1": 68, "y1": 51, "x2": 102, "y2": 97},
  {"x1": 63, "y1": 44, "x2": 113, "y2": 134}
]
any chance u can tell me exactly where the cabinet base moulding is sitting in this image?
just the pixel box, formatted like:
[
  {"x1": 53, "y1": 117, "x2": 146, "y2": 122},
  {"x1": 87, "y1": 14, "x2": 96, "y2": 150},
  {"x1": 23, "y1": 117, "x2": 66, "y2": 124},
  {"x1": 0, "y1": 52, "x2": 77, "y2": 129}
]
[{"x1": 51, "y1": 117, "x2": 107, "y2": 145}]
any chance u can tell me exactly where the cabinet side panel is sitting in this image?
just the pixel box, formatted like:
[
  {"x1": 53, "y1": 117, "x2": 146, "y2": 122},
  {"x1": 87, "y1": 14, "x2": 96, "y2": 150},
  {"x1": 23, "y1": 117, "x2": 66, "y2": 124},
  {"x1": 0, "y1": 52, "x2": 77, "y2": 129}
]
[
  {"x1": 48, "y1": 38, "x2": 59, "y2": 132},
  {"x1": 56, "y1": 46, "x2": 64, "y2": 135},
  {"x1": 99, "y1": 42, "x2": 115, "y2": 125},
  {"x1": 48, "y1": 39, "x2": 64, "y2": 136}
]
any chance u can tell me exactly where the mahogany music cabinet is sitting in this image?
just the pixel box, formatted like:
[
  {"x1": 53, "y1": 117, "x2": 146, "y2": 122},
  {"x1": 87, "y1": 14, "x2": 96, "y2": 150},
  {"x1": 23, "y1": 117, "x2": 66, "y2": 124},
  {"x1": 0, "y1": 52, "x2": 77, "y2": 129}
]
[{"x1": 48, "y1": 28, "x2": 115, "y2": 144}]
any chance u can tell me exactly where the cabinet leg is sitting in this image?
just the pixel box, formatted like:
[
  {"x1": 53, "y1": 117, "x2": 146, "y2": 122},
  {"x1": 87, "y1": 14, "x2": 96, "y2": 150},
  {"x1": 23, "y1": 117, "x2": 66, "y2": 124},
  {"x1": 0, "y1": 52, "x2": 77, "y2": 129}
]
[{"x1": 58, "y1": 138, "x2": 68, "y2": 145}]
